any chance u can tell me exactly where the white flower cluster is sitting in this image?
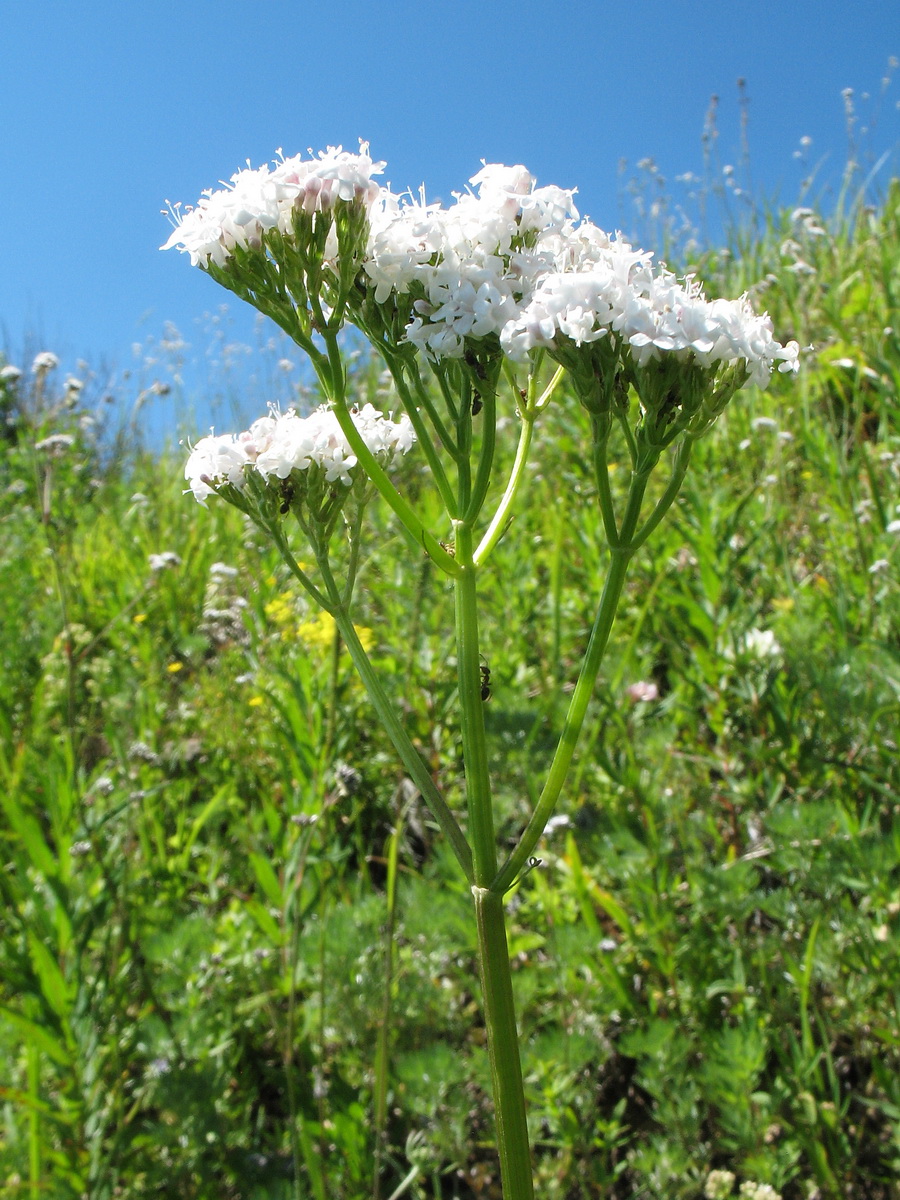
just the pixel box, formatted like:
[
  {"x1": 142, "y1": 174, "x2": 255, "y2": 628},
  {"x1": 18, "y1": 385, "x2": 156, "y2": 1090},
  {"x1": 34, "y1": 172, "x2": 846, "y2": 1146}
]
[
  {"x1": 738, "y1": 1183, "x2": 781, "y2": 1200},
  {"x1": 32, "y1": 351, "x2": 60, "y2": 374},
  {"x1": 185, "y1": 404, "x2": 415, "y2": 504},
  {"x1": 162, "y1": 144, "x2": 386, "y2": 268},
  {"x1": 164, "y1": 146, "x2": 799, "y2": 387},
  {"x1": 704, "y1": 1170, "x2": 736, "y2": 1200},
  {"x1": 364, "y1": 164, "x2": 578, "y2": 359},
  {"x1": 364, "y1": 163, "x2": 798, "y2": 383},
  {"x1": 502, "y1": 238, "x2": 800, "y2": 386}
]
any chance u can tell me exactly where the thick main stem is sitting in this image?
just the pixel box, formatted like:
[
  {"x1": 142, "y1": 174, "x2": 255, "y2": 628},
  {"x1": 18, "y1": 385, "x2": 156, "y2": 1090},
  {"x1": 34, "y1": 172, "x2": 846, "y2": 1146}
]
[
  {"x1": 454, "y1": 525, "x2": 496, "y2": 885},
  {"x1": 455, "y1": 525, "x2": 533, "y2": 1197},
  {"x1": 473, "y1": 887, "x2": 535, "y2": 1200}
]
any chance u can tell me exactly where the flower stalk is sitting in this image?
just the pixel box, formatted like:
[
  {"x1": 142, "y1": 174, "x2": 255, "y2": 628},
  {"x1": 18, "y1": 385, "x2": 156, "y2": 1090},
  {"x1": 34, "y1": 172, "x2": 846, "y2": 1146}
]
[{"x1": 165, "y1": 141, "x2": 798, "y2": 1198}]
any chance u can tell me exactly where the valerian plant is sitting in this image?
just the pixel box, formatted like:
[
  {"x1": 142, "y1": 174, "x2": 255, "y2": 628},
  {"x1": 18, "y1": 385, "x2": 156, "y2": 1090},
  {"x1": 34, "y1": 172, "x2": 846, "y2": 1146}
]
[{"x1": 163, "y1": 142, "x2": 799, "y2": 1200}]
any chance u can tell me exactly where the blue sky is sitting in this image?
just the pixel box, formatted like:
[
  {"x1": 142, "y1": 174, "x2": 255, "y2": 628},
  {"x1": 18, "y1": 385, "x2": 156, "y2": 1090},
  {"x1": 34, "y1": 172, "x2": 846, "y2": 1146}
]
[{"x1": 2, "y1": 0, "x2": 898, "y2": 436}]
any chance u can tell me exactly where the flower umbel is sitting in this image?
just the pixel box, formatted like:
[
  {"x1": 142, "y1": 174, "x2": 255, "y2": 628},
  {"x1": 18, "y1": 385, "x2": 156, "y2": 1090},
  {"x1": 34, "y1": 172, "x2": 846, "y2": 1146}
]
[
  {"x1": 184, "y1": 403, "x2": 415, "y2": 506},
  {"x1": 161, "y1": 143, "x2": 386, "y2": 268}
]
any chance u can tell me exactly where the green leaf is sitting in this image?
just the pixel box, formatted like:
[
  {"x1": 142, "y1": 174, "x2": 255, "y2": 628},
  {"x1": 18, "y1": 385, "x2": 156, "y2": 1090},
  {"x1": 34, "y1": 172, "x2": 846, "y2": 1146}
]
[
  {"x1": 0, "y1": 789, "x2": 57, "y2": 878},
  {"x1": 27, "y1": 933, "x2": 71, "y2": 1021},
  {"x1": 246, "y1": 900, "x2": 283, "y2": 945},
  {"x1": 249, "y1": 852, "x2": 284, "y2": 909},
  {"x1": 0, "y1": 1007, "x2": 71, "y2": 1066}
]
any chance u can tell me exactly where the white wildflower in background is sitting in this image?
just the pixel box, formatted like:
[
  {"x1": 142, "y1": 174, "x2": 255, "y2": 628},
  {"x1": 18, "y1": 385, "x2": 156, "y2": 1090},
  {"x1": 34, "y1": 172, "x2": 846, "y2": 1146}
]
[
  {"x1": 626, "y1": 680, "x2": 659, "y2": 702},
  {"x1": 0, "y1": 364, "x2": 22, "y2": 383},
  {"x1": 148, "y1": 552, "x2": 182, "y2": 572},
  {"x1": 886, "y1": 519, "x2": 900, "y2": 534},
  {"x1": 739, "y1": 1183, "x2": 781, "y2": 1200},
  {"x1": 32, "y1": 351, "x2": 60, "y2": 374},
  {"x1": 34, "y1": 434, "x2": 75, "y2": 454},
  {"x1": 704, "y1": 1169, "x2": 736, "y2": 1199},
  {"x1": 543, "y1": 814, "x2": 572, "y2": 836},
  {"x1": 741, "y1": 628, "x2": 782, "y2": 659}
]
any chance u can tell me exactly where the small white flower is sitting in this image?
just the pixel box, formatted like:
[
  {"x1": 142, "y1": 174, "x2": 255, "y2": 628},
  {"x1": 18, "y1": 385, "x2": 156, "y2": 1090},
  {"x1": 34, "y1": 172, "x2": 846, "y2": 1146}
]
[
  {"x1": 704, "y1": 1169, "x2": 736, "y2": 1200},
  {"x1": 887, "y1": 519, "x2": 900, "y2": 534},
  {"x1": 34, "y1": 434, "x2": 75, "y2": 454},
  {"x1": 738, "y1": 1183, "x2": 781, "y2": 1200},
  {"x1": 149, "y1": 552, "x2": 182, "y2": 572},
  {"x1": 732, "y1": 628, "x2": 782, "y2": 660},
  {"x1": 0, "y1": 364, "x2": 22, "y2": 382},
  {"x1": 32, "y1": 351, "x2": 60, "y2": 373},
  {"x1": 869, "y1": 559, "x2": 889, "y2": 574},
  {"x1": 544, "y1": 814, "x2": 572, "y2": 835}
]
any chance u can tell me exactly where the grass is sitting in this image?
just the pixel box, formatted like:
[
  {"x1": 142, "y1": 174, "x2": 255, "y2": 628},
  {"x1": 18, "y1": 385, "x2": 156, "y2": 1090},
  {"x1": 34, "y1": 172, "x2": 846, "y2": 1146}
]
[{"x1": 1, "y1": 166, "x2": 899, "y2": 1199}]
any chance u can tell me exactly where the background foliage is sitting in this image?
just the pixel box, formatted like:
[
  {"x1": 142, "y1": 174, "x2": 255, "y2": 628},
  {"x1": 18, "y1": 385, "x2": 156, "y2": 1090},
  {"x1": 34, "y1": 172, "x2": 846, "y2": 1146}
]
[{"x1": 1, "y1": 176, "x2": 899, "y2": 1199}]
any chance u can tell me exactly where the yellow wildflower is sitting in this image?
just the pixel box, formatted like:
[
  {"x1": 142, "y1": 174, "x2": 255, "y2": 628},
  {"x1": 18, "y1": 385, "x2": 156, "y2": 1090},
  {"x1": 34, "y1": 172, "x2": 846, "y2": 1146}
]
[{"x1": 297, "y1": 610, "x2": 375, "y2": 654}]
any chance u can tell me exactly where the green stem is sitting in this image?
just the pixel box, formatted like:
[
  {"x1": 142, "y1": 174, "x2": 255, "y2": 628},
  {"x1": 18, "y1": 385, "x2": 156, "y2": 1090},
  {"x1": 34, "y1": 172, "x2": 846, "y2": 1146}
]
[
  {"x1": 453, "y1": 525, "x2": 496, "y2": 885},
  {"x1": 493, "y1": 444, "x2": 700, "y2": 894},
  {"x1": 317, "y1": 558, "x2": 474, "y2": 881},
  {"x1": 475, "y1": 367, "x2": 564, "y2": 567},
  {"x1": 464, "y1": 383, "x2": 497, "y2": 525},
  {"x1": 457, "y1": 520, "x2": 534, "y2": 1194},
  {"x1": 592, "y1": 424, "x2": 620, "y2": 547},
  {"x1": 267, "y1": 520, "x2": 333, "y2": 612},
  {"x1": 341, "y1": 499, "x2": 366, "y2": 608},
  {"x1": 321, "y1": 334, "x2": 460, "y2": 577},
  {"x1": 475, "y1": 410, "x2": 534, "y2": 566},
  {"x1": 322, "y1": 618, "x2": 342, "y2": 761},
  {"x1": 629, "y1": 435, "x2": 695, "y2": 551},
  {"x1": 373, "y1": 804, "x2": 403, "y2": 1200},
  {"x1": 410, "y1": 363, "x2": 458, "y2": 456},
  {"x1": 472, "y1": 887, "x2": 534, "y2": 1200},
  {"x1": 388, "y1": 358, "x2": 459, "y2": 516},
  {"x1": 27, "y1": 1040, "x2": 40, "y2": 1200},
  {"x1": 492, "y1": 543, "x2": 634, "y2": 894}
]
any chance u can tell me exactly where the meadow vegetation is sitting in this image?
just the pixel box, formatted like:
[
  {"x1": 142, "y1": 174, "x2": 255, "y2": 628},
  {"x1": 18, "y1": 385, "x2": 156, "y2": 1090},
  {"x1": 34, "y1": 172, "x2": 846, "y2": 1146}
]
[{"x1": 1, "y1": 167, "x2": 899, "y2": 1197}]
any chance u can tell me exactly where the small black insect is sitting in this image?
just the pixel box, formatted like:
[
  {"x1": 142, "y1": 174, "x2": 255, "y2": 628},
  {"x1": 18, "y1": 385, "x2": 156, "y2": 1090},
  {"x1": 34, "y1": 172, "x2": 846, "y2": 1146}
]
[
  {"x1": 464, "y1": 348, "x2": 487, "y2": 380},
  {"x1": 471, "y1": 391, "x2": 483, "y2": 416},
  {"x1": 279, "y1": 480, "x2": 295, "y2": 515},
  {"x1": 480, "y1": 663, "x2": 492, "y2": 702}
]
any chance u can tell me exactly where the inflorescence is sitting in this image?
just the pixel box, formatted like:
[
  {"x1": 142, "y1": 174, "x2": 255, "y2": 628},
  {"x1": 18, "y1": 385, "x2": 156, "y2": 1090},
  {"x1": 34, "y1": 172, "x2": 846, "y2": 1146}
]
[
  {"x1": 164, "y1": 142, "x2": 799, "y2": 384},
  {"x1": 185, "y1": 403, "x2": 415, "y2": 505},
  {"x1": 165, "y1": 142, "x2": 799, "y2": 507}
]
